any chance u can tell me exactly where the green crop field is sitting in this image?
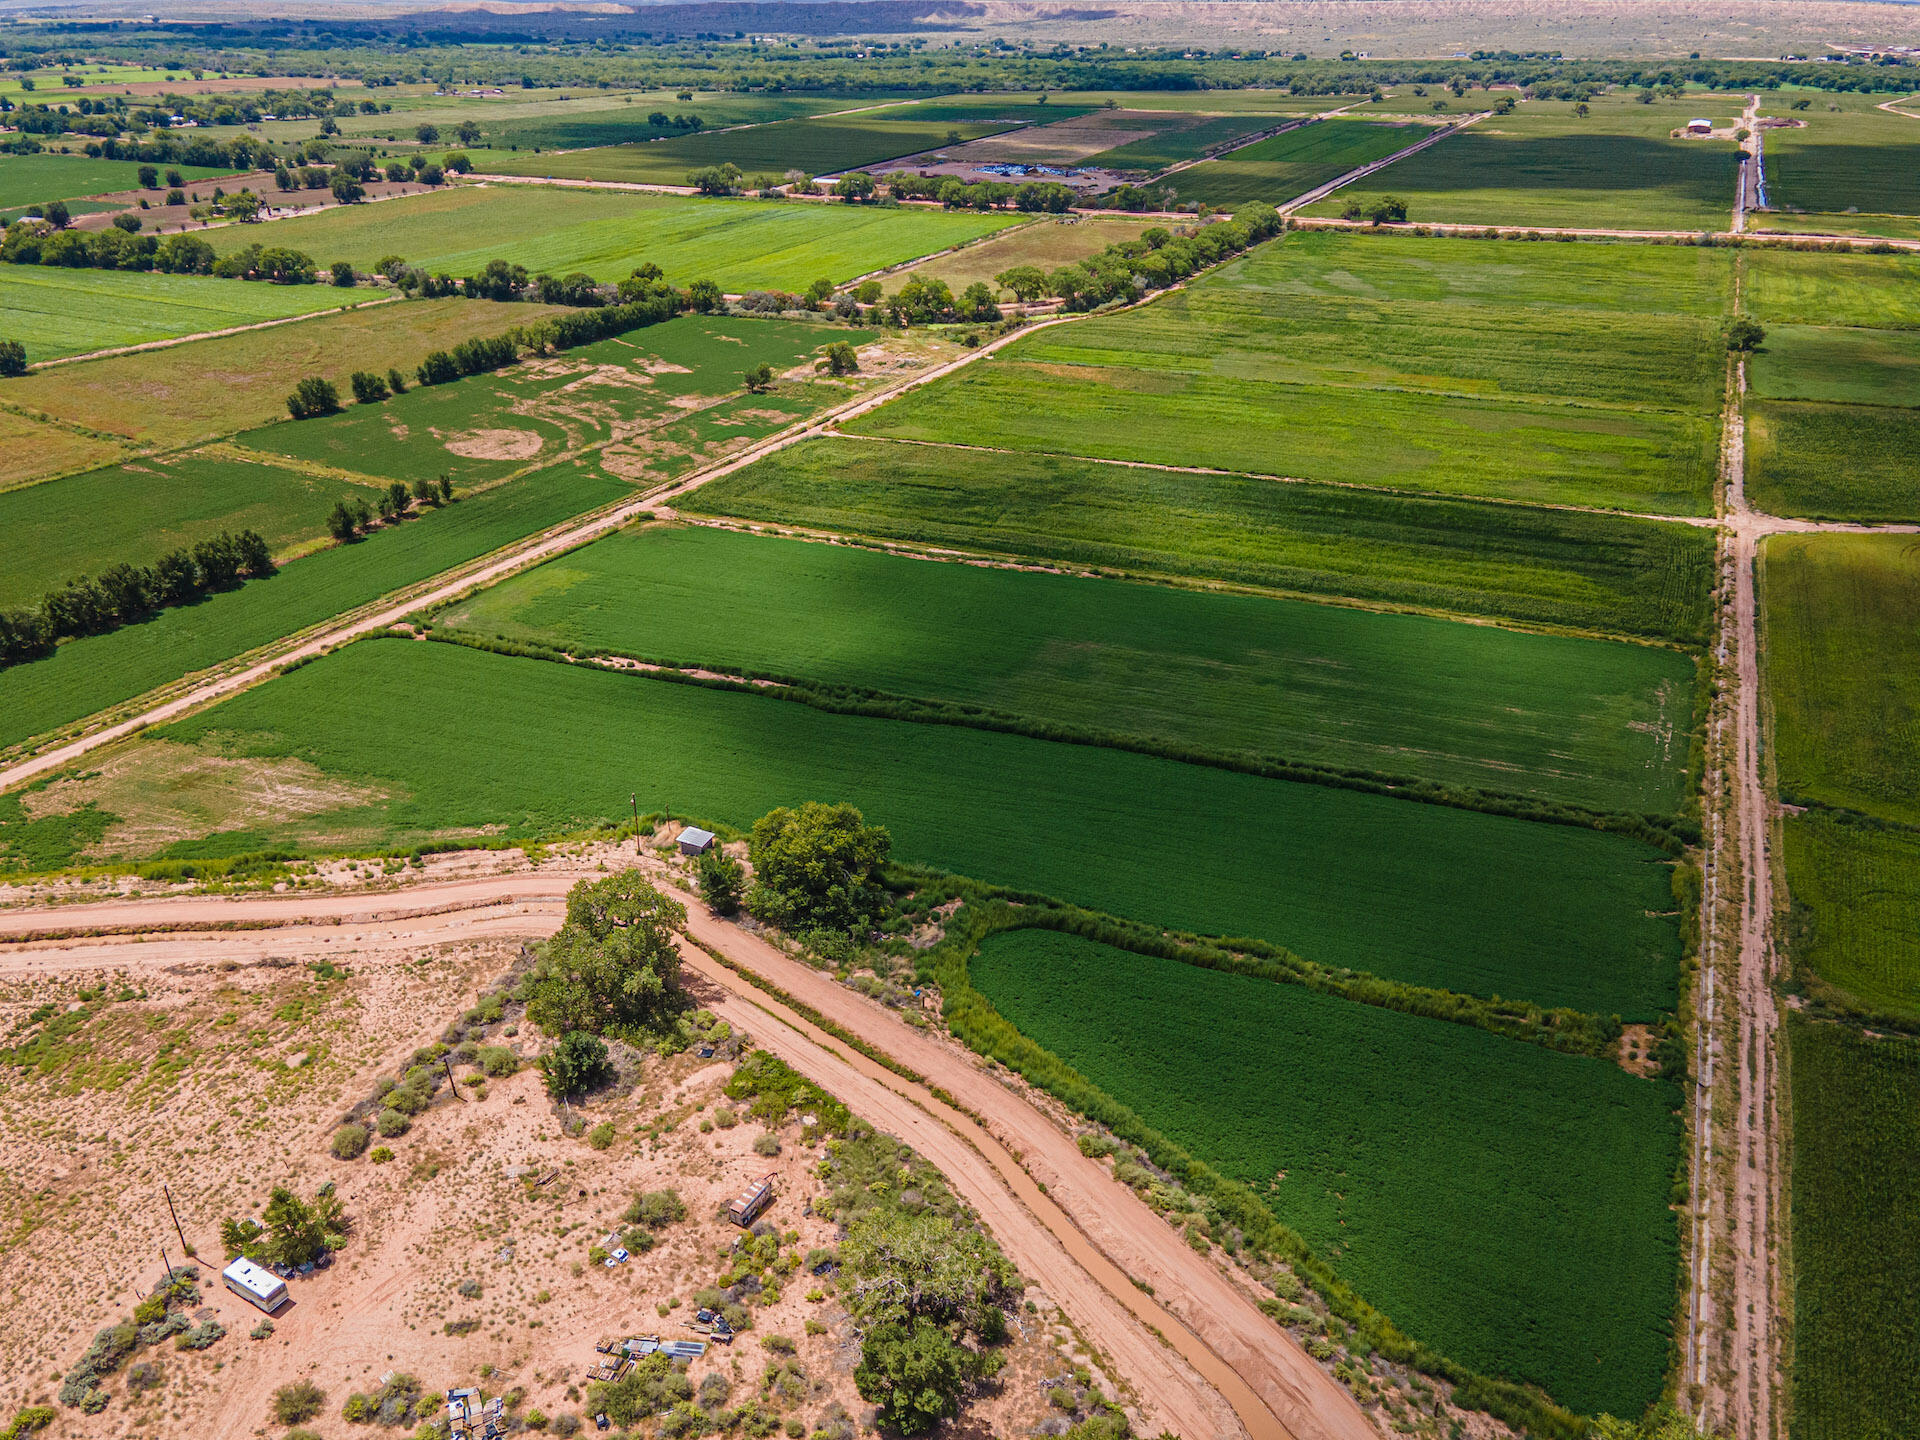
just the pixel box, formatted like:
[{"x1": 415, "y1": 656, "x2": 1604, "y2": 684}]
[
  {"x1": 1298, "y1": 96, "x2": 1744, "y2": 231},
  {"x1": 1742, "y1": 248, "x2": 1920, "y2": 329},
  {"x1": 1169, "y1": 118, "x2": 1434, "y2": 207},
  {"x1": 1763, "y1": 103, "x2": 1920, "y2": 219},
  {"x1": 1782, "y1": 813, "x2": 1920, "y2": 1020},
  {"x1": 849, "y1": 231, "x2": 1727, "y2": 514},
  {"x1": 0, "y1": 450, "x2": 383, "y2": 610},
  {"x1": 0, "y1": 266, "x2": 371, "y2": 365},
  {"x1": 240, "y1": 315, "x2": 846, "y2": 489},
  {"x1": 482, "y1": 105, "x2": 1047, "y2": 185},
  {"x1": 1746, "y1": 400, "x2": 1920, "y2": 522},
  {"x1": 1763, "y1": 534, "x2": 1920, "y2": 827},
  {"x1": 1747, "y1": 211, "x2": 1920, "y2": 241},
  {"x1": 439, "y1": 525, "x2": 1697, "y2": 813},
  {"x1": 1747, "y1": 324, "x2": 1920, "y2": 407},
  {"x1": 1788, "y1": 1018, "x2": 1920, "y2": 1440},
  {"x1": 204, "y1": 185, "x2": 1024, "y2": 292},
  {"x1": 0, "y1": 153, "x2": 231, "y2": 209},
  {"x1": 686, "y1": 437, "x2": 1718, "y2": 643},
  {"x1": 5, "y1": 296, "x2": 570, "y2": 458},
  {"x1": 0, "y1": 461, "x2": 627, "y2": 752},
  {"x1": 970, "y1": 929, "x2": 1679, "y2": 1417},
  {"x1": 136, "y1": 637, "x2": 1683, "y2": 1017}
]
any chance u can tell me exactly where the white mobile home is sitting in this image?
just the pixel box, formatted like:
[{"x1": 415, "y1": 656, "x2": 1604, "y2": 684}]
[{"x1": 222, "y1": 1256, "x2": 289, "y2": 1313}]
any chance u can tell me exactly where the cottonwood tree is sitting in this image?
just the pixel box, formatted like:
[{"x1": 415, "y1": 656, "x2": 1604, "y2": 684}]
[
  {"x1": 524, "y1": 871, "x2": 687, "y2": 1039},
  {"x1": 747, "y1": 802, "x2": 891, "y2": 936}
]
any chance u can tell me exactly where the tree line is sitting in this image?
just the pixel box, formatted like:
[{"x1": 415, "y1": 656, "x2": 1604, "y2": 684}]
[
  {"x1": 0, "y1": 529, "x2": 275, "y2": 670},
  {"x1": 994, "y1": 203, "x2": 1284, "y2": 311}
]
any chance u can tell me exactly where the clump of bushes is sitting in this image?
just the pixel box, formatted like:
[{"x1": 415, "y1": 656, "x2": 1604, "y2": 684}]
[
  {"x1": 274, "y1": 1381, "x2": 325, "y2": 1425},
  {"x1": 58, "y1": 1266, "x2": 203, "y2": 1412},
  {"x1": 176, "y1": 1319, "x2": 225, "y2": 1351},
  {"x1": 332, "y1": 1123, "x2": 370, "y2": 1159},
  {"x1": 624, "y1": 1187, "x2": 687, "y2": 1231},
  {"x1": 342, "y1": 1372, "x2": 422, "y2": 1426},
  {"x1": 375, "y1": 1108, "x2": 411, "y2": 1138}
]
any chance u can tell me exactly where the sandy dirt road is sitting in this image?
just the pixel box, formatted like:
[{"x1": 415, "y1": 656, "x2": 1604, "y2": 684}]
[{"x1": 0, "y1": 866, "x2": 1379, "y2": 1440}]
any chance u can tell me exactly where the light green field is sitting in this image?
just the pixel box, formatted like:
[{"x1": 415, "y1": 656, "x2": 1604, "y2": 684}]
[
  {"x1": 439, "y1": 524, "x2": 1697, "y2": 813},
  {"x1": 1748, "y1": 211, "x2": 1920, "y2": 241},
  {"x1": 852, "y1": 230, "x2": 1728, "y2": 514},
  {"x1": 0, "y1": 267, "x2": 369, "y2": 365},
  {"x1": 0, "y1": 153, "x2": 230, "y2": 210},
  {"x1": 1748, "y1": 325, "x2": 1920, "y2": 407},
  {"x1": 1746, "y1": 400, "x2": 1920, "y2": 522},
  {"x1": 243, "y1": 315, "x2": 850, "y2": 489},
  {"x1": 898, "y1": 216, "x2": 1156, "y2": 295},
  {"x1": 209, "y1": 185, "x2": 1025, "y2": 291},
  {"x1": 1743, "y1": 248, "x2": 1920, "y2": 329},
  {"x1": 470, "y1": 91, "x2": 886, "y2": 152},
  {"x1": 142, "y1": 637, "x2": 1684, "y2": 1018},
  {"x1": 1764, "y1": 101, "x2": 1920, "y2": 217},
  {"x1": 1298, "y1": 96, "x2": 1744, "y2": 231},
  {"x1": 1788, "y1": 1018, "x2": 1920, "y2": 1440},
  {"x1": 1764, "y1": 534, "x2": 1920, "y2": 827},
  {"x1": 972, "y1": 929, "x2": 1680, "y2": 1418},
  {"x1": 684, "y1": 437, "x2": 1719, "y2": 645},
  {"x1": 1170, "y1": 118, "x2": 1435, "y2": 208},
  {"x1": 0, "y1": 452, "x2": 381, "y2": 610}
]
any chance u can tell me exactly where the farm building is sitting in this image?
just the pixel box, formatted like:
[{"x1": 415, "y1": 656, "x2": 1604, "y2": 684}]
[
  {"x1": 1687, "y1": 118, "x2": 1714, "y2": 135},
  {"x1": 677, "y1": 826, "x2": 716, "y2": 856},
  {"x1": 221, "y1": 1256, "x2": 289, "y2": 1313}
]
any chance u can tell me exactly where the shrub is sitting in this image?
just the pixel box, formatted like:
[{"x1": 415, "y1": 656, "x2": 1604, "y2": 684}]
[
  {"x1": 375, "y1": 1108, "x2": 411, "y2": 1138},
  {"x1": 760, "y1": 1334, "x2": 796, "y2": 1354},
  {"x1": 250, "y1": 1318, "x2": 275, "y2": 1338},
  {"x1": 551, "y1": 1416, "x2": 581, "y2": 1438},
  {"x1": 624, "y1": 1188, "x2": 687, "y2": 1230},
  {"x1": 176, "y1": 1319, "x2": 225, "y2": 1351},
  {"x1": 588, "y1": 1121, "x2": 616, "y2": 1150},
  {"x1": 697, "y1": 848, "x2": 745, "y2": 916},
  {"x1": 370, "y1": 1146, "x2": 393, "y2": 1164},
  {"x1": 714, "y1": 1106, "x2": 738, "y2": 1129},
  {"x1": 542, "y1": 1031, "x2": 611, "y2": 1099},
  {"x1": 133, "y1": 1295, "x2": 167, "y2": 1325},
  {"x1": 274, "y1": 1381, "x2": 326, "y2": 1425},
  {"x1": 476, "y1": 1044, "x2": 519, "y2": 1077},
  {"x1": 458, "y1": 1278, "x2": 483, "y2": 1299},
  {"x1": 754, "y1": 1132, "x2": 781, "y2": 1157},
  {"x1": 0, "y1": 339, "x2": 27, "y2": 377},
  {"x1": 349, "y1": 370, "x2": 389, "y2": 404},
  {"x1": 126, "y1": 1361, "x2": 163, "y2": 1394},
  {"x1": 697, "y1": 1373, "x2": 732, "y2": 1410}
]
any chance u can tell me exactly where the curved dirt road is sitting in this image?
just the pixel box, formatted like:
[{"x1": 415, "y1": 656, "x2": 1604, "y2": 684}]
[{"x1": 0, "y1": 867, "x2": 1378, "y2": 1440}]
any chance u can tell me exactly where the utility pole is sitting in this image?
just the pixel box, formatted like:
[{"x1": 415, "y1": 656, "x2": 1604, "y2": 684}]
[
  {"x1": 442, "y1": 1054, "x2": 464, "y2": 1101},
  {"x1": 163, "y1": 1186, "x2": 189, "y2": 1257},
  {"x1": 158, "y1": 1244, "x2": 172, "y2": 1286}
]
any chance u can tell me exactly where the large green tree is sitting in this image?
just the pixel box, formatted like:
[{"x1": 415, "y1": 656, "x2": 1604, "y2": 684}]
[
  {"x1": 853, "y1": 1319, "x2": 991, "y2": 1435},
  {"x1": 747, "y1": 802, "x2": 891, "y2": 936},
  {"x1": 524, "y1": 872, "x2": 686, "y2": 1039}
]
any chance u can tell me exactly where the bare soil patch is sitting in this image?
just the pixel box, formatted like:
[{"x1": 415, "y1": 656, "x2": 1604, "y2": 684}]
[{"x1": 443, "y1": 428, "x2": 547, "y2": 461}]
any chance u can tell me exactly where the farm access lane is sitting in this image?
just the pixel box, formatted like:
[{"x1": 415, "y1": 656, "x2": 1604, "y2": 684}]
[
  {"x1": 0, "y1": 310, "x2": 1081, "y2": 801},
  {"x1": 0, "y1": 859, "x2": 1381, "y2": 1440}
]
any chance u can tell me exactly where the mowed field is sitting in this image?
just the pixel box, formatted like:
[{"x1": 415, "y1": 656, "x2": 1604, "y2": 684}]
[
  {"x1": 481, "y1": 102, "x2": 1054, "y2": 185},
  {"x1": 133, "y1": 637, "x2": 1684, "y2": 1018},
  {"x1": 849, "y1": 230, "x2": 1729, "y2": 513},
  {"x1": 1788, "y1": 1018, "x2": 1920, "y2": 1440},
  {"x1": 207, "y1": 185, "x2": 1025, "y2": 292},
  {"x1": 0, "y1": 266, "x2": 372, "y2": 364},
  {"x1": 1298, "y1": 95, "x2": 1744, "y2": 230},
  {"x1": 1170, "y1": 118, "x2": 1435, "y2": 207},
  {"x1": 1746, "y1": 400, "x2": 1920, "y2": 522},
  {"x1": 471, "y1": 91, "x2": 882, "y2": 152},
  {"x1": 1764, "y1": 534, "x2": 1920, "y2": 1018},
  {"x1": 1761, "y1": 94, "x2": 1920, "y2": 221},
  {"x1": 685, "y1": 437, "x2": 1719, "y2": 643},
  {"x1": 3, "y1": 296, "x2": 573, "y2": 460},
  {"x1": 240, "y1": 314, "x2": 851, "y2": 490},
  {"x1": 896, "y1": 216, "x2": 1158, "y2": 295},
  {"x1": 0, "y1": 450, "x2": 383, "y2": 610},
  {"x1": 438, "y1": 524, "x2": 1697, "y2": 813},
  {"x1": 971, "y1": 929, "x2": 1680, "y2": 1418}
]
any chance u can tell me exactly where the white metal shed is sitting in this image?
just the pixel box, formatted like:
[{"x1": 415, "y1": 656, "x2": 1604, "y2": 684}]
[{"x1": 222, "y1": 1256, "x2": 289, "y2": 1313}]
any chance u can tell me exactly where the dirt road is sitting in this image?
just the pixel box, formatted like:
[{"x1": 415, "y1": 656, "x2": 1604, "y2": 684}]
[
  {"x1": 1278, "y1": 112, "x2": 1483, "y2": 215},
  {"x1": 0, "y1": 866, "x2": 1379, "y2": 1440}
]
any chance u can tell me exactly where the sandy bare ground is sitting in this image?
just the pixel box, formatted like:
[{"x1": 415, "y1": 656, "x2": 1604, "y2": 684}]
[{"x1": 0, "y1": 856, "x2": 1381, "y2": 1440}]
